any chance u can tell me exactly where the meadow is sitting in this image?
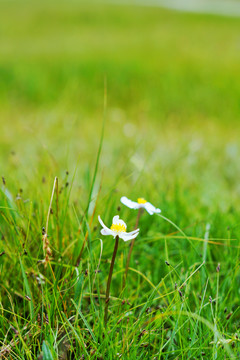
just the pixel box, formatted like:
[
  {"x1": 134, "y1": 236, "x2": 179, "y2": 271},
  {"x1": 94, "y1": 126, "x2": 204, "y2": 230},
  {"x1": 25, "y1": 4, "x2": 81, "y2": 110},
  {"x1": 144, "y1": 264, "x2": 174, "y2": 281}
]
[{"x1": 0, "y1": 1, "x2": 240, "y2": 358}]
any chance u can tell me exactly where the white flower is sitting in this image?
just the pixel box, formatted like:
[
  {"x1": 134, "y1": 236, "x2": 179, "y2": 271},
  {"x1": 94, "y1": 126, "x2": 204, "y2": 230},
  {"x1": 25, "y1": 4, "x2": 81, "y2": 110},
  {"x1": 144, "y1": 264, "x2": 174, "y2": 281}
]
[
  {"x1": 120, "y1": 196, "x2": 161, "y2": 215},
  {"x1": 98, "y1": 215, "x2": 139, "y2": 242}
]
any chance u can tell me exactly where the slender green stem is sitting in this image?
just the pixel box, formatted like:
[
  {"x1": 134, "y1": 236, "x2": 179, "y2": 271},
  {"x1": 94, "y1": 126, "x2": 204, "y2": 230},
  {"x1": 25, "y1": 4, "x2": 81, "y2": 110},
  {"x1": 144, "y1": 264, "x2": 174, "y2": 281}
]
[
  {"x1": 76, "y1": 232, "x2": 88, "y2": 266},
  {"x1": 55, "y1": 177, "x2": 60, "y2": 251},
  {"x1": 122, "y1": 208, "x2": 142, "y2": 291},
  {"x1": 104, "y1": 235, "x2": 119, "y2": 327}
]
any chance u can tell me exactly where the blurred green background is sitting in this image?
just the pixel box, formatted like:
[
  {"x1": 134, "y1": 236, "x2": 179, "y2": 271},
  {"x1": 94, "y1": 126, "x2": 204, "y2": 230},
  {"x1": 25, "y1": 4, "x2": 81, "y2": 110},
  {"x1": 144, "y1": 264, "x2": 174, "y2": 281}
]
[{"x1": 1, "y1": 0, "x2": 240, "y2": 213}]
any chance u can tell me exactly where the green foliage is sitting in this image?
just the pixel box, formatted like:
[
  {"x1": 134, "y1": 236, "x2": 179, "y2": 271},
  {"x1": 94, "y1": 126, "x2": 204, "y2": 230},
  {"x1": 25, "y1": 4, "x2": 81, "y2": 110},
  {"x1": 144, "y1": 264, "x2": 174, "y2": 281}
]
[
  {"x1": 42, "y1": 341, "x2": 54, "y2": 360},
  {"x1": 0, "y1": 1, "x2": 240, "y2": 359}
]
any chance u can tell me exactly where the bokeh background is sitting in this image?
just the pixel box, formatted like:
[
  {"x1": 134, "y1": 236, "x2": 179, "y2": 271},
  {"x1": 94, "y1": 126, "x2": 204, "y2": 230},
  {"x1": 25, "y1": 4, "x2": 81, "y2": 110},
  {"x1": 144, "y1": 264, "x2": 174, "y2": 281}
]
[{"x1": 1, "y1": 0, "x2": 240, "y2": 215}]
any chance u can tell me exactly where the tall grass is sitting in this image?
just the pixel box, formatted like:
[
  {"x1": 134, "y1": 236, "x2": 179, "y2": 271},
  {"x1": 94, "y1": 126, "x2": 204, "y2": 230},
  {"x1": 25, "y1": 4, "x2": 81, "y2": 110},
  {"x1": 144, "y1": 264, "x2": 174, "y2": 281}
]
[{"x1": 0, "y1": 1, "x2": 240, "y2": 358}]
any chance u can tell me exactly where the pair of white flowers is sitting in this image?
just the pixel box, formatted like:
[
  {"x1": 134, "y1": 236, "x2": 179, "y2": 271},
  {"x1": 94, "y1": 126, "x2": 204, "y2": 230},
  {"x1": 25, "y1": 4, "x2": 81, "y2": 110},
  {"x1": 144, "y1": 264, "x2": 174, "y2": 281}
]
[{"x1": 98, "y1": 196, "x2": 161, "y2": 242}]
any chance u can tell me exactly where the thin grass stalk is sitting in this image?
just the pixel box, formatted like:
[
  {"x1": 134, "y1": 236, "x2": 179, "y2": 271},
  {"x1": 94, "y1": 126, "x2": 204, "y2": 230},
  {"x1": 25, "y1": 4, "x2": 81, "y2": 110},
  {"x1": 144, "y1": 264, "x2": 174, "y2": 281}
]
[
  {"x1": 55, "y1": 177, "x2": 60, "y2": 252},
  {"x1": 104, "y1": 235, "x2": 119, "y2": 327},
  {"x1": 76, "y1": 183, "x2": 102, "y2": 266},
  {"x1": 42, "y1": 176, "x2": 58, "y2": 265}
]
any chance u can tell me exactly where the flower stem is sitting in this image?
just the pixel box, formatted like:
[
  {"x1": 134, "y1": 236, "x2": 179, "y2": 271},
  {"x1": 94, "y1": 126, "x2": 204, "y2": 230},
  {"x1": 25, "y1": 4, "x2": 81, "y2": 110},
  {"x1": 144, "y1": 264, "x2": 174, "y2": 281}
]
[
  {"x1": 104, "y1": 235, "x2": 119, "y2": 327},
  {"x1": 122, "y1": 208, "x2": 142, "y2": 291}
]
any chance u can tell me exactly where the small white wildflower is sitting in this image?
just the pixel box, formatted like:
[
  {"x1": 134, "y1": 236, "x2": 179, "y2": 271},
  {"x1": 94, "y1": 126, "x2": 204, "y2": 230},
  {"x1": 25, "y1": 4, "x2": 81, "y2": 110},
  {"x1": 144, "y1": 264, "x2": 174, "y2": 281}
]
[
  {"x1": 98, "y1": 215, "x2": 139, "y2": 242},
  {"x1": 120, "y1": 196, "x2": 161, "y2": 215}
]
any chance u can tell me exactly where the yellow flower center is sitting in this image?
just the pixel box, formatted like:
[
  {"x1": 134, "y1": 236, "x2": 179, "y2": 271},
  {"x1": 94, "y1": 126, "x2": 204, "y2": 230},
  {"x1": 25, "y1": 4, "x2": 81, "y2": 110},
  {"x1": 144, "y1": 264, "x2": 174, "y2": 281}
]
[
  {"x1": 137, "y1": 198, "x2": 147, "y2": 204},
  {"x1": 110, "y1": 223, "x2": 126, "y2": 232}
]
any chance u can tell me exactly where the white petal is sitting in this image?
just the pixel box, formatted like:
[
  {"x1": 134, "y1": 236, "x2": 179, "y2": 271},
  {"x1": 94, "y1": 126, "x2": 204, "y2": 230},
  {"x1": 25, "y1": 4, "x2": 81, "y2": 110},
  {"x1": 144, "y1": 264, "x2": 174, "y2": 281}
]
[
  {"x1": 145, "y1": 207, "x2": 154, "y2": 215},
  {"x1": 98, "y1": 215, "x2": 109, "y2": 229},
  {"x1": 120, "y1": 231, "x2": 139, "y2": 242},
  {"x1": 112, "y1": 215, "x2": 127, "y2": 229},
  {"x1": 112, "y1": 215, "x2": 120, "y2": 224},
  {"x1": 126, "y1": 228, "x2": 140, "y2": 235},
  {"x1": 144, "y1": 202, "x2": 161, "y2": 215},
  {"x1": 110, "y1": 230, "x2": 118, "y2": 237},
  {"x1": 98, "y1": 216, "x2": 117, "y2": 237},
  {"x1": 118, "y1": 219, "x2": 127, "y2": 228},
  {"x1": 101, "y1": 228, "x2": 113, "y2": 236},
  {"x1": 120, "y1": 196, "x2": 140, "y2": 210}
]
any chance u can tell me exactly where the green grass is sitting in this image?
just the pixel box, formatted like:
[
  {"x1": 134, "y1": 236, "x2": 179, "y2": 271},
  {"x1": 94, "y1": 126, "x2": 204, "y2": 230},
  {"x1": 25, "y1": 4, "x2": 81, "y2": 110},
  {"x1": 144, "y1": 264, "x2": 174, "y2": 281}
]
[{"x1": 0, "y1": 1, "x2": 240, "y2": 358}]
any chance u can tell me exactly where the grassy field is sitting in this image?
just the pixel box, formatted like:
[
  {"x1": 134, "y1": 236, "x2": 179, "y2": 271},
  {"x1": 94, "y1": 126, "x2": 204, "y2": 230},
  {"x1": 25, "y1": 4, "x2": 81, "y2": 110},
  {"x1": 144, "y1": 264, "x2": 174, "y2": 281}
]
[{"x1": 0, "y1": 1, "x2": 240, "y2": 359}]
